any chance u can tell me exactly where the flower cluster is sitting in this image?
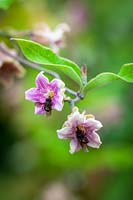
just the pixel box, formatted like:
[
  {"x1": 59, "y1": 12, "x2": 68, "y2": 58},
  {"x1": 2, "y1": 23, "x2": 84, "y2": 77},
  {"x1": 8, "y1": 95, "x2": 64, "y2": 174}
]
[{"x1": 25, "y1": 72, "x2": 103, "y2": 154}]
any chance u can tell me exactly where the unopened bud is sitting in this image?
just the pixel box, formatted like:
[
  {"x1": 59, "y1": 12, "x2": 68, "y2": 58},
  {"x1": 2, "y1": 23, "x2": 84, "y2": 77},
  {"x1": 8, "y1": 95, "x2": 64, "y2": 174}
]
[{"x1": 81, "y1": 64, "x2": 87, "y2": 85}]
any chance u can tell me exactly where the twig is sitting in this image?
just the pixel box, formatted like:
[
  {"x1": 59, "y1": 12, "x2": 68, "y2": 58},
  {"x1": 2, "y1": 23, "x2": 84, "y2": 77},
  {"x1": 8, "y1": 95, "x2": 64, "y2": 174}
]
[
  {"x1": 0, "y1": 44, "x2": 60, "y2": 77},
  {"x1": 0, "y1": 30, "x2": 32, "y2": 38},
  {"x1": 66, "y1": 94, "x2": 84, "y2": 110},
  {"x1": 65, "y1": 87, "x2": 77, "y2": 96},
  {"x1": 0, "y1": 44, "x2": 78, "y2": 97}
]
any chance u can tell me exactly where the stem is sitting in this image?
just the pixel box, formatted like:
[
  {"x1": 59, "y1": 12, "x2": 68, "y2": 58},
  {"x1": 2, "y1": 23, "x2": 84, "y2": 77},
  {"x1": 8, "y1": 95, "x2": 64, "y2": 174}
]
[
  {"x1": 67, "y1": 94, "x2": 84, "y2": 110},
  {"x1": 0, "y1": 30, "x2": 32, "y2": 38},
  {"x1": 0, "y1": 44, "x2": 60, "y2": 78},
  {"x1": 0, "y1": 44, "x2": 78, "y2": 97},
  {"x1": 0, "y1": 31, "x2": 11, "y2": 38},
  {"x1": 73, "y1": 96, "x2": 82, "y2": 103},
  {"x1": 65, "y1": 87, "x2": 77, "y2": 96}
]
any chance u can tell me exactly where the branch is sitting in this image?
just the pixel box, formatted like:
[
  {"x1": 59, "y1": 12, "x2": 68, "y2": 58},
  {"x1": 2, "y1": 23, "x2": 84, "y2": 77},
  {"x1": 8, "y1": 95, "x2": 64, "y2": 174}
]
[
  {"x1": 0, "y1": 30, "x2": 32, "y2": 38},
  {"x1": 0, "y1": 44, "x2": 78, "y2": 97},
  {"x1": 0, "y1": 44, "x2": 60, "y2": 77}
]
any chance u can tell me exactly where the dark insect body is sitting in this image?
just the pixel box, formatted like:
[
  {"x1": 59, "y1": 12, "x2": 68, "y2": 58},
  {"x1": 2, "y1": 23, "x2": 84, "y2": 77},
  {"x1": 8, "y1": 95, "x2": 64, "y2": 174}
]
[
  {"x1": 76, "y1": 126, "x2": 88, "y2": 146},
  {"x1": 44, "y1": 97, "x2": 52, "y2": 114}
]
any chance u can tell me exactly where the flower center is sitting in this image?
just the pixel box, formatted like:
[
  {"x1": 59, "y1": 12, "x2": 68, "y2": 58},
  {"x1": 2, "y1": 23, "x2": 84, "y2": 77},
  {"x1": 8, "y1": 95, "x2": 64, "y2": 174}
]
[
  {"x1": 48, "y1": 90, "x2": 54, "y2": 98},
  {"x1": 76, "y1": 125, "x2": 88, "y2": 146}
]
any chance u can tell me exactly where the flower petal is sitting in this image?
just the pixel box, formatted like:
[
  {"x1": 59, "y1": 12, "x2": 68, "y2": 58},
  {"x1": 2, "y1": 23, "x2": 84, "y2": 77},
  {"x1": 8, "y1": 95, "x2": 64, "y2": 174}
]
[
  {"x1": 36, "y1": 72, "x2": 49, "y2": 89},
  {"x1": 50, "y1": 78, "x2": 65, "y2": 96},
  {"x1": 84, "y1": 118, "x2": 103, "y2": 131},
  {"x1": 57, "y1": 127, "x2": 73, "y2": 139},
  {"x1": 69, "y1": 138, "x2": 81, "y2": 154},
  {"x1": 65, "y1": 108, "x2": 85, "y2": 127},
  {"x1": 35, "y1": 103, "x2": 46, "y2": 115},
  {"x1": 25, "y1": 88, "x2": 46, "y2": 103},
  {"x1": 52, "y1": 95, "x2": 64, "y2": 111},
  {"x1": 52, "y1": 101, "x2": 63, "y2": 111},
  {"x1": 87, "y1": 132, "x2": 102, "y2": 148},
  {"x1": 50, "y1": 78, "x2": 65, "y2": 89}
]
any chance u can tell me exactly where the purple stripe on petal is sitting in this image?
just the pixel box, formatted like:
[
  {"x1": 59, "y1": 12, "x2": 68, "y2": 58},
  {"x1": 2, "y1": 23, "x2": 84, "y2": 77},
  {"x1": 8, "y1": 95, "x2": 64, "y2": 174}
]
[
  {"x1": 87, "y1": 132, "x2": 102, "y2": 148},
  {"x1": 36, "y1": 72, "x2": 49, "y2": 89},
  {"x1": 52, "y1": 95, "x2": 64, "y2": 111},
  {"x1": 52, "y1": 101, "x2": 63, "y2": 111},
  {"x1": 25, "y1": 88, "x2": 46, "y2": 103},
  {"x1": 69, "y1": 138, "x2": 81, "y2": 154},
  {"x1": 57, "y1": 127, "x2": 73, "y2": 139},
  {"x1": 35, "y1": 103, "x2": 46, "y2": 115},
  {"x1": 84, "y1": 118, "x2": 103, "y2": 131},
  {"x1": 50, "y1": 79, "x2": 65, "y2": 93}
]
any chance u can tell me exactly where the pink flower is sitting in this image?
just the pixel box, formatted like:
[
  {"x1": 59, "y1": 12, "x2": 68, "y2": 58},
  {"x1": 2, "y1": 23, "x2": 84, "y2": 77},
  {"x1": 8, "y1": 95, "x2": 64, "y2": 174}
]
[
  {"x1": 31, "y1": 23, "x2": 70, "y2": 53},
  {"x1": 0, "y1": 43, "x2": 25, "y2": 88},
  {"x1": 25, "y1": 72, "x2": 65, "y2": 115},
  {"x1": 57, "y1": 107, "x2": 103, "y2": 154}
]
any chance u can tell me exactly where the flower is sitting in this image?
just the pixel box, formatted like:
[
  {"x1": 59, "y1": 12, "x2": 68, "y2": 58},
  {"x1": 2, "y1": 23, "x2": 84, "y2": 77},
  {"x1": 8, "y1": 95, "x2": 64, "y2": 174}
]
[
  {"x1": 25, "y1": 72, "x2": 65, "y2": 115},
  {"x1": 31, "y1": 23, "x2": 70, "y2": 53},
  {"x1": 57, "y1": 107, "x2": 103, "y2": 154},
  {"x1": 0, "y1": 43, "x2": 25, "y2": 88}
]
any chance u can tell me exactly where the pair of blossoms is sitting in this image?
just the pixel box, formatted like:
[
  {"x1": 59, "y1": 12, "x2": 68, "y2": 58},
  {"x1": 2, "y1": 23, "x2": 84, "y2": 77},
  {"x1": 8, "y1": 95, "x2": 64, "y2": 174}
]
[{"x1": 26, "y1": 72, "x2": 103, "y2": 154}]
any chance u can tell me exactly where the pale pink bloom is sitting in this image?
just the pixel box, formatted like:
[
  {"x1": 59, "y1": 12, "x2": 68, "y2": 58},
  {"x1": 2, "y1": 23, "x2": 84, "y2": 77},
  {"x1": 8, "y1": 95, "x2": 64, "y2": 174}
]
[
  {"x1": 25, "y1": 72, "x2": 65, "y2": 115},
  {"x1": 66, "y1": 0, "x2": 89, "y2": 33},
  {"x1": 31, "y1": 23, "x2": 70, "y2": 53},
  {"x1": 0, "y1": 43, "x2": 25, "y2": 87},
  {"x1": 57, "y1": 107, "x2": 103, "y2": 154}
]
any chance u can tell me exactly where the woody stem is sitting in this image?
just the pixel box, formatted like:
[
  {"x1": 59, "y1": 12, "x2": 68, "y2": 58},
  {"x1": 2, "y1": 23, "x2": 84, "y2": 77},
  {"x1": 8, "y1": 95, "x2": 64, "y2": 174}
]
[{"x1": 0, "y1": 44, "x2": 78, "y2": 97}]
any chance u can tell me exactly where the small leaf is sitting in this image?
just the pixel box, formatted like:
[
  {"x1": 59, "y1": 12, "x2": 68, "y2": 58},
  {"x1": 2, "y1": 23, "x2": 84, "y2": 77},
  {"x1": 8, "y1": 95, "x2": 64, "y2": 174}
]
[
  {"x1": 12, "y1": 38, "x2": 82, "y2": 86},
  {"x1": 83, "y1": 63, "x2": 133, "y2": 95},
  {"x1": 118, "y1": 63, "x2": 133, "y2": 82},
  {"x1": 0, "y1": 0, "x2": 15, "y2": 9}
]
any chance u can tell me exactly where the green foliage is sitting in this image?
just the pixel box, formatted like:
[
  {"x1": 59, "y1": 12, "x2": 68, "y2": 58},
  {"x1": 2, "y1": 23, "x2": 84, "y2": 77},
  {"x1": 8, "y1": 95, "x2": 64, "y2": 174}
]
[
  {"x1": 83, "y1": 63, "x2": 133, "y2": 95},
  {"x1": 13, "y1": 38, "x2": 133, "y2": 94},
  {"x1": 12, "y1": 38, "x2": 133, "y2": 95},
  {"x1": 0, "y1": 0, "x2": 14, "y2": 9},
  {"x1": 13, "y1": 38, "x2": 83, "y2": 87}
]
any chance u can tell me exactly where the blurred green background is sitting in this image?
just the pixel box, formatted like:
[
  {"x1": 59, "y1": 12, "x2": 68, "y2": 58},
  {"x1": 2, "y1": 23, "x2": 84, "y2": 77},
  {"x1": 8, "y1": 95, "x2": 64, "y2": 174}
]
[{"x1": 0, "y1": 0, "x2": 132, "y2": 200}]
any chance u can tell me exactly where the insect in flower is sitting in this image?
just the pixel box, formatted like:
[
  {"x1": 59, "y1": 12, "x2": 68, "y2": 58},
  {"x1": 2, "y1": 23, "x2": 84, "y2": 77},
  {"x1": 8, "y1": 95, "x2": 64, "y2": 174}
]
[
  {"x1": 75, "y1": 126, "x2": 89, "y2": 146},
  {"x1": 42, "y1": 91, "x2": 54, "y2": 115},
  {"x1": 44, "y1": 97, "x2": 52, "y2": 113},
  {"x1": 57, "y1": 107, "x2": 103, "y2": 153},
  {"x1": 25, "y1": 72, "x2": 65, "y2": 115}
]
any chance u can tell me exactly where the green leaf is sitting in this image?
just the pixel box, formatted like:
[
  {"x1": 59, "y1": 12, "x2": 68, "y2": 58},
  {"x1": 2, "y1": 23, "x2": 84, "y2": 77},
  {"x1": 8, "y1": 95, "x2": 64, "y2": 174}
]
[
  {"x1": 118, "y1": 63, "x2": 133, "y2": 82},
  {"x1": 83, "y1": 63, "x2": 133, "y2": 95},
  {"x1": 0, "y1": 0, "x2": 15, "y2": 9},
  {"x1": 12, "y1": 38, "x2": 82, "y2": 86}
]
